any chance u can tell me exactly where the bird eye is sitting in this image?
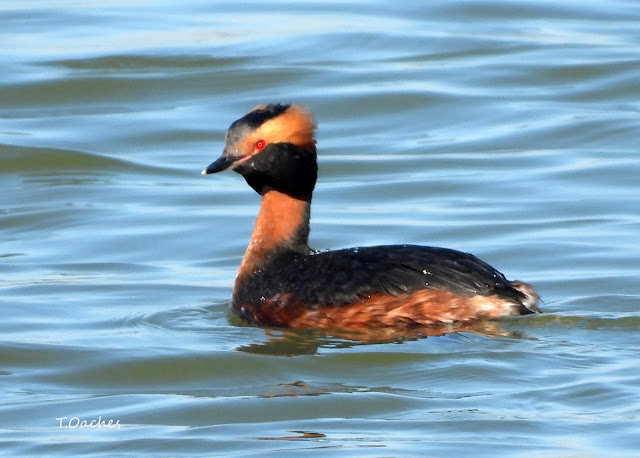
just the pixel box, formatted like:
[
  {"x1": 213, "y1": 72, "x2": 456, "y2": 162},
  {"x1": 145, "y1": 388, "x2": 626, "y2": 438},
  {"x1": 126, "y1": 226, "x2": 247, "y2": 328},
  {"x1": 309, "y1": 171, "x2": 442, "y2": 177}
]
[{"x1": 254, "y1": 140, "x2": 266, "y2": 150}]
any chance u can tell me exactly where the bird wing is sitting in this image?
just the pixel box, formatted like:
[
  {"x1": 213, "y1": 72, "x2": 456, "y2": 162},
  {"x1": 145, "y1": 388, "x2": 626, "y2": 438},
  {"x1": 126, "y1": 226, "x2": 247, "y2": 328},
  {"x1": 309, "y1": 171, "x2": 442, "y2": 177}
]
[{"x1": 256, "y1": 245, "x2": 525, "y2": 306}]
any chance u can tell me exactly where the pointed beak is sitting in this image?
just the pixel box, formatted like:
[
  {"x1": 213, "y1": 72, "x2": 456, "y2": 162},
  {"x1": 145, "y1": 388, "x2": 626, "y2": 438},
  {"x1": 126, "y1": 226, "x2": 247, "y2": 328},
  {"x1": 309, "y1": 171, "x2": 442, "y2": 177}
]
[{"x1": 201, "y1": 154, "x2": 237, "y2": 175}]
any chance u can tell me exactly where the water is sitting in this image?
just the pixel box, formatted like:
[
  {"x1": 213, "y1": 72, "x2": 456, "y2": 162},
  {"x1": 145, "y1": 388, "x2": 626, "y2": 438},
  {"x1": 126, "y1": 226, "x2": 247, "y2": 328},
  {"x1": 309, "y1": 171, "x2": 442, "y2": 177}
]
[{"x1": 2, "y1": 0, "x2": 639, "y2": 455}]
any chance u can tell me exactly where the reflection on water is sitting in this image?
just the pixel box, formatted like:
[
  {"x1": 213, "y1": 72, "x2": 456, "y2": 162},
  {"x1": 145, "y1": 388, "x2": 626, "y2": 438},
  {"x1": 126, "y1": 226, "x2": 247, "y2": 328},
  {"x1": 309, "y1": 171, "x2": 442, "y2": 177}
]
[
  {"x1": 236, "y1": 320, "x2": 526, "y2": 356},
  {"x1": 258, "y1": 430, "x2": 327, "y2": 441}
]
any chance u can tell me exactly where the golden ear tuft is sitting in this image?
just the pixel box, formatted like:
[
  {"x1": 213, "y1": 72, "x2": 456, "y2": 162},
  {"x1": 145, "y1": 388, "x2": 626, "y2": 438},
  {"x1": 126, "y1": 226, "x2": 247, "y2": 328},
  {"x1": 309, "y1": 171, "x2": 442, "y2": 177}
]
[{"x1": 255, "y1": 105, "x2": 316, "y2": 150}]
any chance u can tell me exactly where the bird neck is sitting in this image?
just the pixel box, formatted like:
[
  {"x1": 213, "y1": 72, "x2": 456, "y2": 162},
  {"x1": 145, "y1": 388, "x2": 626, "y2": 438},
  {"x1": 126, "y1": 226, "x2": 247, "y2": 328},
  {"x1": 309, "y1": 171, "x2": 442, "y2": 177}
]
[{"x1": 235, "y1": 190, "x2": 311, "y2": 285}]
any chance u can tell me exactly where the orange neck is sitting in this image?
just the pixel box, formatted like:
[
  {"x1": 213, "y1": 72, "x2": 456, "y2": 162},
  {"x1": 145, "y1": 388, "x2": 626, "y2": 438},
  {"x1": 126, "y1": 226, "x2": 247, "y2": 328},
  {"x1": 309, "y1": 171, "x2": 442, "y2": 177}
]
[{"x1": 235, "y1": 190, "x2": 311, "y2": 287}]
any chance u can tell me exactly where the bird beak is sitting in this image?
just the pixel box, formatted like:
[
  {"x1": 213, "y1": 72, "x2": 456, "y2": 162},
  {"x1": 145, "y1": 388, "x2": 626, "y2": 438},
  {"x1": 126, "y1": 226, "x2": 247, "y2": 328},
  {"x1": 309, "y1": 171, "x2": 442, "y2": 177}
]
[{"x1": 201, "y1": 154, "x2": 237, "y2": 175}]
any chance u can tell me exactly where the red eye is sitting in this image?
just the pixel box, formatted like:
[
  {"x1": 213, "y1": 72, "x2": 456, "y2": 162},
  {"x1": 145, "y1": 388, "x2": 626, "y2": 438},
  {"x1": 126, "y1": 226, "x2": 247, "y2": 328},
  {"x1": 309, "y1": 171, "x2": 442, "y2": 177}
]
[{"x1": 254, "y1": 140, "x2": 266, "y2": 150}]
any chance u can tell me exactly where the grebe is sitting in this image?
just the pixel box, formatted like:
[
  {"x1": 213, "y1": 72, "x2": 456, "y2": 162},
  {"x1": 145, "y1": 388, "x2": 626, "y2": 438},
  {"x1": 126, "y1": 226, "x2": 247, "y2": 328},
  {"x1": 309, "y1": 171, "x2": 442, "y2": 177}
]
[{"x1": 203, "y1": 104, "x2": 540, "y2": 330}]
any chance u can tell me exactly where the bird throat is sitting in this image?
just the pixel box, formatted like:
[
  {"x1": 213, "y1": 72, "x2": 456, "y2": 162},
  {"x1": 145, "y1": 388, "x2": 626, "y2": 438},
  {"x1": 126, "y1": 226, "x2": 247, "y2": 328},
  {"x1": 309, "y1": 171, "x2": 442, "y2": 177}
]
[{"x1": 234, "y1": 190, "x2": 311, "y2": 288}]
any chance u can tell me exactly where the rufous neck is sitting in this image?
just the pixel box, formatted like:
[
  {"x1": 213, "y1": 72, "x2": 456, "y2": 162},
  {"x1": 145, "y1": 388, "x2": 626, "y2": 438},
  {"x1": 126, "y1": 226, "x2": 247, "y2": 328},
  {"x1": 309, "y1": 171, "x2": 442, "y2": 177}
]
[{"x1": 236, "y1": 190, "x2": 311, "y2": 282}]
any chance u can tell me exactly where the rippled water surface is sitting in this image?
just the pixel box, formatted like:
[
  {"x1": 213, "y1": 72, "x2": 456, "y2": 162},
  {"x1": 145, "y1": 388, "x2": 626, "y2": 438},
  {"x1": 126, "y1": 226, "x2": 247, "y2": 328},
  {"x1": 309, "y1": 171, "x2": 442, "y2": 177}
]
[{"x1": 2, "y1": 0, "x2": 640, "y2": 455}]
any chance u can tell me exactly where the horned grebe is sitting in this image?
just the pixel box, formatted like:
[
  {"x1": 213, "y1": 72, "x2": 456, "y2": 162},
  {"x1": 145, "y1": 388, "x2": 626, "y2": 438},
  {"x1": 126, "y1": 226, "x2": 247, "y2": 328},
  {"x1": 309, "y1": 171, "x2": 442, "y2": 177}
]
[{"x1": 203, "y1": 104, "x2": 540, "y2": 330}]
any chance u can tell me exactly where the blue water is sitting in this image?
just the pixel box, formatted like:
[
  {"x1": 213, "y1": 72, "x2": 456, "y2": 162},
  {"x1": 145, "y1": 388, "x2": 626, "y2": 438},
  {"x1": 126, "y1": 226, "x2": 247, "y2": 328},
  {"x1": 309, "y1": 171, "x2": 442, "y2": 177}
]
[{"x1": 1, "y1": 0, "x2": 639, "y2": 455}]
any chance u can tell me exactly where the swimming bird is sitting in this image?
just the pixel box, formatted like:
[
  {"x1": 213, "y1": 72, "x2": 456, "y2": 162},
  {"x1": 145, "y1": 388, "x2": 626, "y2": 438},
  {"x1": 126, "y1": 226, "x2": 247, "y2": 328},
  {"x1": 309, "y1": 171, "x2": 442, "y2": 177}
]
[{"x1": 202, "y1": 104, "x2": 540, "y2": 330}]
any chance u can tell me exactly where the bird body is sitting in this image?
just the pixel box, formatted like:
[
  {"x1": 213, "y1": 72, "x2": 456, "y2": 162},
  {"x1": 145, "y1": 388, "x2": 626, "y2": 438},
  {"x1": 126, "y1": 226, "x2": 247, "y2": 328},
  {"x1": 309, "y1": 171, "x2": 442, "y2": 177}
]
[{"x1": 203, "y1": 104, "x2": 539, "y2": 330}]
